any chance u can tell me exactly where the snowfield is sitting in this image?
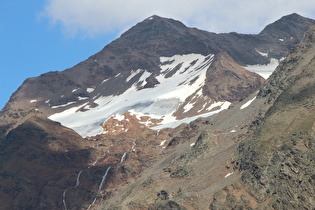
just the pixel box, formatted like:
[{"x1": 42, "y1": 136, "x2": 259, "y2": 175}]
[
  {"x1": 244, "y1": 57, "x2": 284, "y2": 79},
  {"x1": 49, "y1": 53, "x2": 231, "y2": 137}
]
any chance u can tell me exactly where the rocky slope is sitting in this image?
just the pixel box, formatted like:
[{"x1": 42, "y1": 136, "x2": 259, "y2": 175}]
[
  {"x1": 210, "y1": 25, "x2": 315, "y2": 209},
  {"x1": 90, "y1": 24, "x2": 315, "y2": 210},
  {"x1": 0, "y1": 109, "x2": 180, "y2": 209}
]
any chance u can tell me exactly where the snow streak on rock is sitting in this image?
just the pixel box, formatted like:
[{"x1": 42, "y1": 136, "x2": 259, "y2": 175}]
[
  {"x1": 132, "y1": 142, "x2": 136, "y2": 152},
  {"x1": 224, "y1": 172, "x2": 234, "y2": 178},
  {"x1": 240, "y1": 96, "x2": 257, "y2": 110},
  {"x1": 120, "y1": 153, "x2": 127, "y2": 163}
]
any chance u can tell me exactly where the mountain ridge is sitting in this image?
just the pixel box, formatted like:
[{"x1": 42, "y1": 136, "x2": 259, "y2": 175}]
[{"x1": 3, "y1": 13, "x2": 314, "y2": 137}]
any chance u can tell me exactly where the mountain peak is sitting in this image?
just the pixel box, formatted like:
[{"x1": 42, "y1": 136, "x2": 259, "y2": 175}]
[
  {"x1": 120, "y1": 15, "x2": 188, "y2": 40},
  {"x1": 259, "y1": 13, "x2": 315, "y2": 39}
]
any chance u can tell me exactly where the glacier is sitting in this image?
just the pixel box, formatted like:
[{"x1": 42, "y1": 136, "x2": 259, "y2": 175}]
[{"x1": 49, "y1": 53, "x2": 231, "y2": 137}]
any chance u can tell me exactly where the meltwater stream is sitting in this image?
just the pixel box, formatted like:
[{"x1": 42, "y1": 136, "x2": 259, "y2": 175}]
[
  {"x1": 75, "y1": 170, "x2": 83, "y2": 188},
  {"x1": 98, "y1": 166, "x2": 112, "y2": 190},
  {"x1": 62, "y1": 189, "x2": 67, "y2": 210}
]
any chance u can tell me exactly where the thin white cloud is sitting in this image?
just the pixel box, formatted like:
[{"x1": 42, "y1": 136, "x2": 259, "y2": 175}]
[{"x1": 43, "y1": 0, "x2": 315, "y2": 37}]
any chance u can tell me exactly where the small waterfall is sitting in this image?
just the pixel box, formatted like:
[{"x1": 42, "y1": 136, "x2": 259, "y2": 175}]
[
  {"x1": 74, "y1": 170, "x2": 83, "y2": 188},
  {"x1": 62, "y1": 189, "x2": 67, "y2": 210},
  {"x1": 92, "y1": 197, "x2": 97, "y2": 205},
  {"x1": 120, "y1": 153, "x2": 127, "y2": 163},
  {"x1": 87, "y1": 197, "x2": 97, "y2": 210},
  {"x1": 98, "y1": 166, "x2": 111, "y2": 190}
]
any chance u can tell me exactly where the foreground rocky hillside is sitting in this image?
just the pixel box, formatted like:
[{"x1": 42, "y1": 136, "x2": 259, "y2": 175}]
[{"x1": 210, "y1": 25, "x2": 315, "y2": 209}]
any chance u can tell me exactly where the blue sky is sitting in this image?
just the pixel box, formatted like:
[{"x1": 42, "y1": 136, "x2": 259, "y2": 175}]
[
  {"x1": 1, "y1": 0, "x2": 315, "y2": 110},
  {"x1": 0, "y1": 1, "x2": 117, "y2": 110}
]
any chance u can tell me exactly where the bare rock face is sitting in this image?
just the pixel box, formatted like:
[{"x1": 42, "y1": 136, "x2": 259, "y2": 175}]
[{"x1": 203, "y1": 51, "x2": 264, "y2": 102}]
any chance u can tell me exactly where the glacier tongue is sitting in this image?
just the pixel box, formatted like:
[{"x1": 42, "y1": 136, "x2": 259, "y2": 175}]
[{"x1": 49, "y1": 53, "x2": 230, "y2": 137}]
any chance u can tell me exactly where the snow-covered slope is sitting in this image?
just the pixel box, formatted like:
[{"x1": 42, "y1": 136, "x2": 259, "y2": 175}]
[
  {"x1": 49, "y1": 53, "x2": 232, "y2": 137},
  {"x1": 244, "y1": 57, "x2": 285, "y2": 79}
]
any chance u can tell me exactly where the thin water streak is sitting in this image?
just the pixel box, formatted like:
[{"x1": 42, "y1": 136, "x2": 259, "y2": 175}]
[
  {"x1": 75, "y1": 170, "x2": 83, "y2": 187},
  {"x1": 98, "y1": 166, "x2": 112, "y2": 190}
]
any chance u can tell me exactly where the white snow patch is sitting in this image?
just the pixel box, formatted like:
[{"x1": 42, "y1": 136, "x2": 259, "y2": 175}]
[
  {"x1": 113, "y1": 114, "x2": 125, "y2": 121},
  {"x1": 120, "y1": 153, "x2": 127, "y2": 163},
  {"x1": 102, "y1": 78, "x2": 109, "y2": 84},
  {"x1": 243, "y1": 58, "x2": 284, "y2": 79},
  {"x1": 152, "y1": 101, "x2": 231, "y2": 130},
  {"x1": 206, "y1": 101, "x2": 231, "y2": 111},
  {"x1": 45, "y1": 99, "x2": 50, "y2": 104},
  {"x1": 159, "y1": 140, "x2": 166, "y2": 146},
  {"x1": 30, "y1": 99, "x2": 37, "y2": 103},
  {"x1": 137, "y1": 71, "x2": 152, "y2": 86},
  {"x1": 190, "y1": 143, "x2": 195, "y2": 147},
  {"x1": 87, "y1": 88, "x2": 95, "y2": 93},
  {"x1": 230, "y1": 129, "x2": 236, "y2": 133},
  {"x1": 240, "y1": 96, "x2": 256, "y2": 110},
  {"x1": 183, "y1": 102, "x2": 194, "y2": 113},
  {"x1": 197, "y1": 102, "x2": 208, "y2": 113},
  {"x1": 72, "y1": 88, "x2": 78, "y2": 92},
  {"x1": 78, "y1": 96, "x2": 89, "y2": 100},
  {"x1": 256, "y1": 49, "x2": 268, "y2": 57},
  {"x1": 158, "y1": 54, "x2": 214, "y2": 101},
  {"x1": 126, "y1": 69, "x2": 142, "y2": 82},
  {"x1": 132, "y1": 142, "x2": 136, "y2": 151},
  {"x1": 195, "y1": 88, "x2": 203, "y2": 97},
  {"x1": 51, "y1": 101, "x2": 76, "y2": 109},
  {"x1": 224, "y1": 172, "x2": 234, "y2": 178},
  {"x1": 279, "y1": 38, "x2": 284, "y2": 41},
  {"x1": 129, "y1": 109, "x2": 142, "y2": 120}
]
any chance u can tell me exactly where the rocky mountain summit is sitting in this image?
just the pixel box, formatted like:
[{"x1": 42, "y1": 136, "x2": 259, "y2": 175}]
[{"x1": 0, "y1": 13, "x2": 315, "y2": 209}]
